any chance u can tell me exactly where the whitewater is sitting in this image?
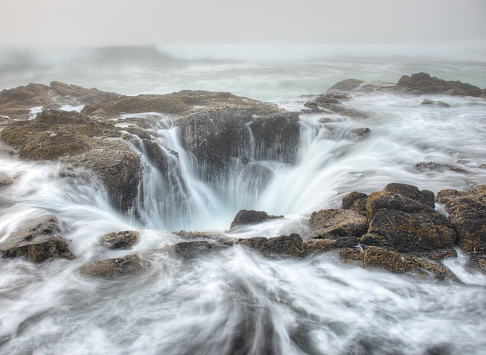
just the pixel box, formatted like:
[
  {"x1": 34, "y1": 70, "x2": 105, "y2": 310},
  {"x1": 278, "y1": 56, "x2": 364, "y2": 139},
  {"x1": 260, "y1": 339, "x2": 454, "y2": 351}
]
[{"x1": 0, "y1": 44, "x2": 486, "y2": 355}]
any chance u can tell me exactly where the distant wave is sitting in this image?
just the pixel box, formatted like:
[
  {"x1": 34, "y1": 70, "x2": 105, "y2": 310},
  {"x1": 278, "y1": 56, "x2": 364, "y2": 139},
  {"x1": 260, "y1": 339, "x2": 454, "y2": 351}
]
[
  {"x1": 1, "y1": 42, "x2": 485, "y2": 71},
  {"x1": 155, "y1": 41, "x2": 486, "y2": 62}
]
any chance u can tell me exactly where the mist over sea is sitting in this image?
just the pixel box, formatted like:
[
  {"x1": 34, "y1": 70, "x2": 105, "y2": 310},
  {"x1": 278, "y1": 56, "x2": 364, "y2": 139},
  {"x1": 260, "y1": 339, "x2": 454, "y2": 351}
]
[{"x1": 1, "y1": 43, "x2": 486, "y2": 354}]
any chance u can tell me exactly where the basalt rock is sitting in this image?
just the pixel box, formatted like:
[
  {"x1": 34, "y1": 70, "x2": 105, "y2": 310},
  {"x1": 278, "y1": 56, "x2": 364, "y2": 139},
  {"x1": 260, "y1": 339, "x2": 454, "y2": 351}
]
[
  {"x1": 78, "y1": 254, "x2": 147, "y2": 279},
  {"x1": 230, "y1": 210, "x2": 283, "y2": 230},
  {"x1": 239, "y1": 234, "x2": 306, "y2": 258},
  {"x1": 341, "y1": 191, "x2": 368, "y2": 211},
  {"x1": 366, "y1": 190, "x2": 436, "y2": 220},
  {"x1": 304, "y1": 236, "x2": 359, "y2": 254},
  {"x1": 309, "y1": 209, "x2": 368, "y2": 239},
  {"x1": 0, "y1": 215, "x2": 75, "y2": 263},
  {"x1": 98, "y1": 231, "x2": 140, "y2": 249},
  {"x1": 441, "y1": 186, "x2": 486, "y2": 254},
  {"x1": 338, "y1": 246, "x2": 455, "y2": 279},
  {"x1": 368, "y1": 210, "x2": 457, "y2": 253},
  {"x1": 397, "y1": 72, "x2": 483, "y2": 97}
]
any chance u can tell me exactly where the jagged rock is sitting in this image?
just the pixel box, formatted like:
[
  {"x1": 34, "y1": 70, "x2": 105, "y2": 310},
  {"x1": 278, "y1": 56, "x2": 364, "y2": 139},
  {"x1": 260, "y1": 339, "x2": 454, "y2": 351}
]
[
  {"x1": 305, "y1": 236, "x2": 359, "y2": 253},
  {"x1": 0, "y1": 82, "x2": 112, "y2": 120},
  {"x1": 368, "y1": 210, "x2": 457, "y2": 252},
  {"x1": 341, "y1": 191, "x2": 368, "y2": 216},
  {"x1": 407, "y1": 249, "x2": 458, "y2": 261},
  {"x1": 78, "y1": 254, "x2": 146, "y2": 279},
  {"x1": 421, "y1": 99, "x2": 450, "y2": 107},
  {"x1": 98, "y1": 231, "x2": 139, "y2": 249},
  {"x1": 338, "y1": 246, "x2": 455, "y2": 279},
  {"x1": 468, "y1": 253, "x2": 486, "y2": 272},
  {"x1": 366, "y1": 191, "x2": 436, "y2": 220},
  {"x1": 436, "y1": 187, "x2": 480, "y2": 204},
  {"x1": 230, "y1": 210, "x2": 283, "y2": 230},
  {"x1": 397, "y1": 72, "x2": 482, "y2": 97},
  {"x1": 443, "y1": 190, "x2": 486, "y2": 254},
  {"x1": 0, "y1": 216, "x2": 75, "y2": 263},
  {"x1": 382, "y1": 183, "x2": 435, "y2": 209},
  {"x1": 239, "y1": 234, "x2": 306, "y2": 257},
  {"x1": 309, "y1": 209, "x2": 368, "y2": 239}
]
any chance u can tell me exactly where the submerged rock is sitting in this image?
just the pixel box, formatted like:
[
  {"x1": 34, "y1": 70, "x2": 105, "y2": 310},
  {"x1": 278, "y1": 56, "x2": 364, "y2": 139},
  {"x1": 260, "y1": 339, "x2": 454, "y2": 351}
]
[
  {"x1": 0, "y1": 216, "x2": 75, "y2": 263},
  {"x1": 230, "y1": 210, "x2": 283, "y2": 230},
  {"x1": 98, "y1": 231, "x2": 140, "y2": 249},
  {"x1": 78, "y1": 254, "x2": 147, "y2": 279}
]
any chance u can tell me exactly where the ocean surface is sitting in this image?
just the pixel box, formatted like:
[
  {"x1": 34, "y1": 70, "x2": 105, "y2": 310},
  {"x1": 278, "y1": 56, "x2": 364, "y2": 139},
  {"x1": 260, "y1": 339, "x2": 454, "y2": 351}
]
[{"x1": 1, "y1": 43, "x2": 486, "y2": 354}]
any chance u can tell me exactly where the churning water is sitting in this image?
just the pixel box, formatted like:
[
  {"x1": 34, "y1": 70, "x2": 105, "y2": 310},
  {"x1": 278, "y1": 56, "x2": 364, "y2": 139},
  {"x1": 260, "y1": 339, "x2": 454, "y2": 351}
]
[{"x1": 0, "y1": 44, "x2": 486, "y2": 354}]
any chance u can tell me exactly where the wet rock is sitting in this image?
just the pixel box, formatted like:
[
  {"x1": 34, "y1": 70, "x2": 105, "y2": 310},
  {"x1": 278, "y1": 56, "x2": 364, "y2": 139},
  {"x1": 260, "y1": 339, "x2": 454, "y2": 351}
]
[
  {"x1": 230, "y1": 210, "x2": 283, "y2": 230},
  {"x1": 338, "y1": 246, "x2": 455, "y2": 278},
  {"x1": 0, "y1": 82, "x2": 112, "y2": 120},
  {"x1": 239, "y1": 234, "x2": 306, "y2": 257},
  {"x1": 468, "y1": 253, "x2": 486, "y2": 272},
  {"x1": 444, "y1": 194, "x2": 486, "y2": 254},
  {"x1": 397, "y1": 72, "x2": 482, "y2": 97},
  {"x1": 359, "y1": 233, "x2": 386, "y2": 246},
  {"x1": 382, "y1": 183, "x2": 435, "y2": 209},
  {"x1": 305, "y1": 236, "x2": 359, "y2": 254},
  {"x1": 98, "y1": 231, "x2": 139, "y2": 249},
  {"x1": 0, "y1": 172, "x2": 14, "y2": 187},
  {"x1": 341, "y1": 191, "x2": 368, "y2": 210},
  {"x1": 416, "y1": 162, "x2": 469, "y2": 175},
  {"x1": 350, "y1": 128, "x2": 371, "y2": 141},
  {"x1": 174, "y1": 241, "x2": 214, "y2": 258},
  {"x1": 366, "y1": 191, "x2": 436, "y2": 220},
  {"x1": 64, "y1": 139, "x2": 141, "y2": 212},
  {"x1": 78, "y1": 254, "x2": 146, "y2": 279},
  {"x1": 368, "y1": 210, "x2": 457, "y2": 252},
  {"x1": 303, "y1": 101, "x2": 323, "y2": 112},
  {"x1": 421, "y1": 99, "x2": 450, "y2": 107},
  {"x1": 436, "y1": 187, "x2": 481, "y2": 204},
  {"x1": 407, "y1": 249, "x2": 458, "y2": 261},
  {"x1": 309, "y1": 209, "x2": 368, "y2": 239},
  {"x1": 173, "y1": 230, "x2": 225, "y2": 240},
  {"x1": 0, "y1": 216, "x2": 75, "y2": 263}
]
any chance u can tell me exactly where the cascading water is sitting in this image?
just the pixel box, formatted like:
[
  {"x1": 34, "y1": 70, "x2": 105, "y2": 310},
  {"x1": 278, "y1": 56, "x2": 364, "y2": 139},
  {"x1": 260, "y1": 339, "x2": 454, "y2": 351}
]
[{"x1": 1, "y1": 48, "x2": 486, "y2": 354}]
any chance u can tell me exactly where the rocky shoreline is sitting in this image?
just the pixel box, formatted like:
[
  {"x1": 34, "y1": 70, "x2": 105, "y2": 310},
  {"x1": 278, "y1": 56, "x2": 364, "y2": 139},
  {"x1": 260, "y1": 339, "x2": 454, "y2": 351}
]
[{"x1": 0, "y1": 73, "x2": 485, "y2": 280}]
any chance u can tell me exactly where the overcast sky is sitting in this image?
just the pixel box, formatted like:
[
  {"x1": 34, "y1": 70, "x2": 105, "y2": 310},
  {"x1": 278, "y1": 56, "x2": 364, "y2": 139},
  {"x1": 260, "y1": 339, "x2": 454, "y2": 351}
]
[{"x1": 1, "y1": 0, "x2": 485, "y2": 47}]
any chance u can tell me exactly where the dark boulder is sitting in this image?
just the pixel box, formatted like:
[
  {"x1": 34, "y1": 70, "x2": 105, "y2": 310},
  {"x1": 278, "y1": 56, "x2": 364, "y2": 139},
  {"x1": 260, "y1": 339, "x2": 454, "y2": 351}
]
[
  {"x1": 239, "y1": 234, "x2": 306, "y2": 258},
  {"x1": 0, "y1": 216, "x2": 75, "y2": 263},
  {"x1": 98, "y1": 231, "x2": 139, "y2": 249},
  {"x1": 382, "y1": 183, "x2": 435, "y2": 209},
  {"x1": 368, "y1": 210, "x2": 457, "y2": 252},
  {"x1": 309, "y1": 209, "x2": 368, "y2": 238},
  {"x1": 366, "y1": 191, "x2": 436, "y2": 220},
  {"x1": 174, "y1": 241, "x2": 215, "y2": 258},
  {"x1": 444, "y1": 194, "x2": 486, "y2": 254},
  {"x1": 230, "y1": 210, "x2": 283, "y2": 230},
  {"x1": 341, "y1": 191, "x2": 368, "y2": 210},
  {"x1": 397, "y1": 72, "x2": 482, "y2": 97},
  {"x1": 78, "y1": 254, "x2": 146, "y2": 279}
]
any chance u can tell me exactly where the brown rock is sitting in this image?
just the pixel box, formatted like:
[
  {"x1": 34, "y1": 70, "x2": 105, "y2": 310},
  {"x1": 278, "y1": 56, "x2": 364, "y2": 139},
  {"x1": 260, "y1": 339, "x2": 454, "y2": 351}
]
[
  {"x1": 366, "y1": 191, "x2": 435, "y2": 220},
  {"x1": 341, "y1": 191, "x2": 368, "y2": 210},
  {"x1": 239, "y1": 234, "x2": 306, "y2": 257},
  {"x1": 309, "y1": 209, "x2": 368, "y2": 238},
  {"x1": 368, "y1": 210, "x2": 457, "y2": 252},
  {"x1": 230, "y1": 210, "x2": 283, "y2": 230},
  {"x1": 305, "y1": 236, "x2": 359, "y2": 253},
  {"x1": 0, "y1": 216, "x2": 75, "y2": 263},
  {"x1": 78, "y1": 254, "x2": 146, "y2": 279},
  {"x1": 397, "y1": 72, "x2": 482, "y2": 97},
  {"x1": 98, "y1": 231, "x2": 139, "y2": 249}
]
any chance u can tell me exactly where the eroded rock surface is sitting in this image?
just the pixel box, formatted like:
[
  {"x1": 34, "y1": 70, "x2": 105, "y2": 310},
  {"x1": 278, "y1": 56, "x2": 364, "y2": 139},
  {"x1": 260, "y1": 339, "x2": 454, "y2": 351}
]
[
  {"x1": 0, "y1": 215, "x2": 74, "y2": 263},
  {"x1": 78, "y1": 254, "x2": 146, "y2": 279},
  {"x1": 230, "y1": 210, "x2": 283, "y2": 230}
]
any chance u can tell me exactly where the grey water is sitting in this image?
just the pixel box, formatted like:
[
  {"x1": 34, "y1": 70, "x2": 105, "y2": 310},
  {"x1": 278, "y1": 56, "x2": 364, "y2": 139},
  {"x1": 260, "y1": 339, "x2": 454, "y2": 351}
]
[{"x1": 0, "y1": 44, "x2": 486, "y2": 354}]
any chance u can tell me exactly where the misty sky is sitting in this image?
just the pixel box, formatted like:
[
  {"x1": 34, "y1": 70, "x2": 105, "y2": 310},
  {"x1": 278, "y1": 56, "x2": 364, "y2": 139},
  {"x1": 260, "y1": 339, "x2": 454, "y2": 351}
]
[{"x1": 1, "y1": 0, "x2": 485, "y2": 47}]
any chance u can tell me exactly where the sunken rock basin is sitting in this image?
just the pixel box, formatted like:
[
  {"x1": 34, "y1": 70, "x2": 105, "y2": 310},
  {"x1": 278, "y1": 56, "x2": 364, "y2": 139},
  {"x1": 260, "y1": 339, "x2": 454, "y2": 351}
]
[{"x1": 0, "y1": 74, "x2": 485, "y2": 280}]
